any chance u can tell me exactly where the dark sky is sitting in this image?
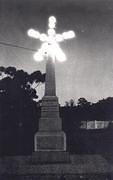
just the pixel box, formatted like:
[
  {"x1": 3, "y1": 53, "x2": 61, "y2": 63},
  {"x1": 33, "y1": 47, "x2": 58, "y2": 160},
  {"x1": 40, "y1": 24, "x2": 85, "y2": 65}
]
[{"x1": 0, "y1": 0, "x2": 113, "y2": 104}]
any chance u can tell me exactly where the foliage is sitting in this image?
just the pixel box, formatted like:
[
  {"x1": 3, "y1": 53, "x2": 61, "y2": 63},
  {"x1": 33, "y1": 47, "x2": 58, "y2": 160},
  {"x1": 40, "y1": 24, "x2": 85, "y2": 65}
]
[
  {"x1": 62, "y1": 97, "x2": 113, "y2": 153},
  {"x1": 0, "y1": 66, "x2": 45, "y2": 155}
]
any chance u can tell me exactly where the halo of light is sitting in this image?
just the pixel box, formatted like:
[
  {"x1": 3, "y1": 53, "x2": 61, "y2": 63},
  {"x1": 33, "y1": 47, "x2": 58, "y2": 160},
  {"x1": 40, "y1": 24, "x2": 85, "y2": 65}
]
[
  {"x1": 62, "y1": 32, "x2": 68, "y2": 39},
  {"x1": 48, "y1": 22, "x2": 56, "y2": 29},
  {"x1": 55, "y1": 44, "x2": 66, "y2": 62},
  {"x1": 41, "y1": 42, "x2": 49, "y2": 54},
  {"x1": 27, "y1": 16, "x2": 75, "y2": 63},
  {"x1": 48, "y1": 16, "x2": 56, "y2": 29},
  {"x1": 67, "y1": 31, "x2": 76, "y2": 38},
  {"x1": 55, "y1": 34, "x2": 64, "y2": 42},
  {"x1": 62, "y1": 30, "x2": 75, "y2": 39},
  {"x1": 34, "y1": 51, "x2": 44, "y2": 62},
  {"x1": 40, "y1": 33, "x2": 48, "y2": 42},
  {"x1": 48, "y1": 29, "x2": 55, "y2": 36},
  {"x1": 49, "y1": 16, "x2": 56, "y2": 24},
  {"x1": 27, "y1": 29, "x2": 40, "y2": 39},
  {"x1": 56, "y1": 51, "x2": 66, "y2": 62}
]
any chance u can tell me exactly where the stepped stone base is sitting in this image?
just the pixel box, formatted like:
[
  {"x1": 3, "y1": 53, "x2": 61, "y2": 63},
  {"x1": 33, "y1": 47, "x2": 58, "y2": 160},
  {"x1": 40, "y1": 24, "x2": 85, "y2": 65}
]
[
  {"x1": 31, "y1": 151, "x2": 70, "y2": 164},
  {"x1": 34, "y1": 131, "x2": 66, "y2": 151},
  {"x1": 1, "y1": 174, "x2": 112, "y2": 180},
  {"x1": 0, "y1": 154, "x2": 113, "y2": 180}
]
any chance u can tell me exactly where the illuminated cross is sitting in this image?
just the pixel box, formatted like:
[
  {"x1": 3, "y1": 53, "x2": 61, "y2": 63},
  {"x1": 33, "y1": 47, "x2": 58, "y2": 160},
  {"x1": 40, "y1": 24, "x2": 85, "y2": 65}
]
[
  {"x1": 27, "y1": 16, "x2": 76, "y2": 153},
  {"x1": 27, "y1": 16, "x2": 75, "y2": 62}
]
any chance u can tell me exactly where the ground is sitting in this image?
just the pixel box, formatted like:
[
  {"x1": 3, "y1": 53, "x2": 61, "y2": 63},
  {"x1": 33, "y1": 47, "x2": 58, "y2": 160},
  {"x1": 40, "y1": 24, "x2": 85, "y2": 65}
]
[{"x1": 0, "y1": 153, "x2": 113, "y2": 180}]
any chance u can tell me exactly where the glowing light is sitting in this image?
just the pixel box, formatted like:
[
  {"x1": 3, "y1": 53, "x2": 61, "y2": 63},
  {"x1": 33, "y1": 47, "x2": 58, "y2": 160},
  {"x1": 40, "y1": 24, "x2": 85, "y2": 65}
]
[
  {"x1": 48, "y1": 16, "x2": 56, "y2": 29},
  {"x1": 68, "y1": 31, "x2": 76, "y2": 38},
  {"x1": 49, "y1": 22, "x2": 56, "y2": 29},
  {"x1": 55, "y1": 34, "x2": 64, "y2": 42},
  {"x1": 27, "y1": 16, "x2": 75, "y2": 62},
  {"x1": 55, "y1": 45, "x2": 66, "y2": 62},
  {"x1": 49, "y1": 16, "x2": 56, "y2": 24},
  {"x1": 62, "y1": 31, "x2": 75, "y2": 39},
  {"x1": 48, "y1": 29, "x2": 55, "y2": 36},
  {"x1": 41, "y1": 42, "x2": 49, "y2": 54},
  {"x1": 27, "y1": 29, "x2": 40, "y2": 39},
  {"x1": 34, "y1": 51, "x2": 43, "y2": 62},
  {"x1": 40, "y1": 34, "x2": 48, "y2": 42}
]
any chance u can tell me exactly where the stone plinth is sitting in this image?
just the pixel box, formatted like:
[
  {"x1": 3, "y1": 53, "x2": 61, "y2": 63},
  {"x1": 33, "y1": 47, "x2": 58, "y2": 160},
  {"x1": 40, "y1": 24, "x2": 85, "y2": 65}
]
[
  {"x1": 32, "y1": 151, "x2": 70, "y2": 163},
  {"x1": 34, "y1": 96, "x2": 66, "y2": 152},
  {"x1": 34, "y1": 131, "x2": 66, "y2": 152}
]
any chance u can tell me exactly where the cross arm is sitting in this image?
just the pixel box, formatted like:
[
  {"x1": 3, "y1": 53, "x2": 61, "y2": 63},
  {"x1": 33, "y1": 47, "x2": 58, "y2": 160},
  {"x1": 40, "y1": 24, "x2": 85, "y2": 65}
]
[
  {"x1": 27, "y1": 29, "x2": 40, "y2": 39},
  {"x1": 62, "y1": 30, "x2": 76, "y2": 40}
]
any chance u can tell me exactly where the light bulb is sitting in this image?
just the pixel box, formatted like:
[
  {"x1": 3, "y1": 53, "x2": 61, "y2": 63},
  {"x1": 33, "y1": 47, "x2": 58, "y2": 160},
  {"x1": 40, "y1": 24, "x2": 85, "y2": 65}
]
[
  {"x1": 55, "y1": 34, "x2": 64, "y2": 42},
  {"x1": 27, "y1": 29, "x2": 40, "y2": 39},
  {"x1": 34, "y1": 51, "x2": 43, "y2": 62},
  {"x1": 48, "y1": 29, "x2": 55, "y2": 36},
  {"x1": 62, "y1": 31, "x2": 75, "y2": 39},
  {"x1": 40, "y1": 34, "x2": 48, "y2": 42},
  {"x1": 49, "y1": 16, "x2": 56, "y2": 24}
]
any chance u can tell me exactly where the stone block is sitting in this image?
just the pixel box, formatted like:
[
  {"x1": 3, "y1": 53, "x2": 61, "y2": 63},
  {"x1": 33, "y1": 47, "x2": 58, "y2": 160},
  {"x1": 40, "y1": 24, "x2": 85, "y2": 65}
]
[
  {"x1": 31, "y1": 151, "x2": 70, "y2": 164},
  {"x1": 39, "y1": 117, "x2": 62, "y2": 131},
  {"x1": 34, "y1": 131, "x2": 66, "y2": 151},
  {"x1": 39, "y1": 96, "x2": 62, "y2": 131}
]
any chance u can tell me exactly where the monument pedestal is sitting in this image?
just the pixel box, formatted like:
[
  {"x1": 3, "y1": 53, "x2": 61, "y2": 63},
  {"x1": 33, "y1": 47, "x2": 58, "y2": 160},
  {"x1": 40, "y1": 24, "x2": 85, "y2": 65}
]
[
  {"x1": 32, "y1": 151, "x2": 70, "y2": 164},
  {"x1": 33, "y1": 96, "x2": 69, "y2": 163},
  {"x1": 35, "y1": 131, "x2": 66, "y2": 151},
  {"x1": 34, "y1": 96, "x2": 66, "y2": 151}
]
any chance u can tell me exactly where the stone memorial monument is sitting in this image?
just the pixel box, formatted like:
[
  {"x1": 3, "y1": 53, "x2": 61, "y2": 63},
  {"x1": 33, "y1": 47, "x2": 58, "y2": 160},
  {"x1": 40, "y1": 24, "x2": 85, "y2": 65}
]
[
  {"x1": 34, "y1": 56, "x2": 66, "y2": 152},
  {"x1": 27, "y1": 16, "x2": 75, "y2": 162}
]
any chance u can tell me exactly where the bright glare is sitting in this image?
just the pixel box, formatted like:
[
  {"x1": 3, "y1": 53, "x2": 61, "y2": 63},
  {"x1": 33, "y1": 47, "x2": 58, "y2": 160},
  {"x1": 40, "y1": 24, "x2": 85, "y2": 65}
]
[
  {"x1": 27, "y1": 29, "x2": 40, "y2": 39},
  {"x1": 40, "y1": 34, "x2": 48, "y2": 42},
  {"x1": 49, "y1": 16, "x2": 56, "y2": 24},
  {"x1": 41, "y1": 43, "x2": 49, "y2": 54},
  {"x1": 34, "y1": 42, "x2": 66, "y2": 62},
  {"x1": 34, "y1": 51, "x2": 44, "y2": 62},
  {"x1": 48, "y1": 22, "x2": 56, "y2": 29},
  {"x1": 27, "y1": 16, "x2": 75, "y2": 62},
  {"x1": 48, "y1": 43, "x2": 66, "y2": 62},
  {"x1": 56, "y1": 51, "x2": 66, "y2": 62},
  {"x1": 48, "y1": 16, "x2": 56, "y2": 29},
  {"x1": 68, "y1": 31, "x2": 76, "y2": 38},
  {"x1": 48, "y1": 29, "x2": 55, "y2": 36},
  {"x1": 62, "y1": 31, "x2": 75, "y2": 39},
  {"x1": 55, "y1": 46, "x2": 66, "y2": 62},
  {"x1": 55, "y1": 34, "x2": 64, "y2": 42}
]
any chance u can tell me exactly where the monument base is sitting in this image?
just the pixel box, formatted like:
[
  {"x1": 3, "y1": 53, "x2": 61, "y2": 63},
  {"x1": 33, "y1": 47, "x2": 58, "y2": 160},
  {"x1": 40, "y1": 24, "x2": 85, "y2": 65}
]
[
  {"x1": 34, "y1": 128, "x2": 68, "y2": 163},
  {"x1": 34, "y1": 131, "x2": 66, "y2": 151},
  {"x1": 0, "y1": 154, "x2": 112, "y2": 180},
  {"x1": 31, "y1": 151, "x2": 70, "y2": 164}
]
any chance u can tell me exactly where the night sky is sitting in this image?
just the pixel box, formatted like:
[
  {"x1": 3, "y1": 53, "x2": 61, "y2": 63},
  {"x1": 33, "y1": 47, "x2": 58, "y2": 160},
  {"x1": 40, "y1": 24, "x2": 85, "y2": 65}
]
[{"x1": 0, "y1": 0, "x2": 113, "y2": 105}]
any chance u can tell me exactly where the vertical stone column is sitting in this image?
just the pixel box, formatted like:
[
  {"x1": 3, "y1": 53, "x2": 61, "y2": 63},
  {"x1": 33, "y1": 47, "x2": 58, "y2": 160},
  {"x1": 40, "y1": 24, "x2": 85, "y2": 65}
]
[
  {"x1": 45, "y1": 56, "x2": 56, "y2": 96},
  {"x1": 34, "y1": 56, "x2": 66, "y2": 154}
]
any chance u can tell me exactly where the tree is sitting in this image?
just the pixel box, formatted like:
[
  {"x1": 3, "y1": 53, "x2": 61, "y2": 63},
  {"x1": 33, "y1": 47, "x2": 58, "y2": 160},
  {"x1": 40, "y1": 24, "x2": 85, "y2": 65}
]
[
  {"x1": 77, "y1": 97, "x2": 91, "y2": 107},
  {"x1": 69, "y1": 99, "x2": 75, "y2": 107},
  {"x1": 0, "y1": 66, "x2": 45, "y2": 155},
  {"x1": 64, "y1": 99, "x2": 75, "y2": 107},
  {"x1": 92, "y1": 97, "x2": 113, "y2": 121},
  {"x1": 65, "y1": 101, "x2": 69, "y2": 107}
]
